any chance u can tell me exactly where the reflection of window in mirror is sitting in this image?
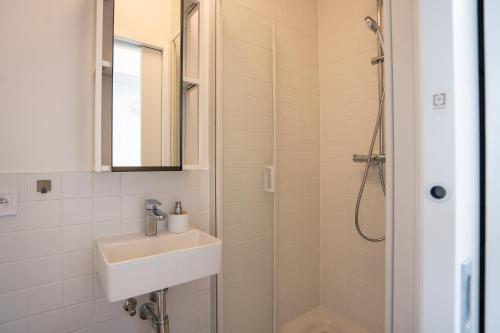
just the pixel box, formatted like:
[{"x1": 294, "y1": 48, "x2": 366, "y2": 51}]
[
  {"x1": 113, "y1": 40, "x2": 141, "y2": 166},
  {"x1": 110, "y1": 0, "x2": 182, "y2": 169},
  {"x1": 113, "y1": 39, "x2": 163, "y2": 167}
]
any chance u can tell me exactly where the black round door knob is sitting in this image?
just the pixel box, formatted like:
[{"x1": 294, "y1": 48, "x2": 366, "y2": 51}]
[{"x1": 430, "y1": 185, "x2": 447, "y2": 200}]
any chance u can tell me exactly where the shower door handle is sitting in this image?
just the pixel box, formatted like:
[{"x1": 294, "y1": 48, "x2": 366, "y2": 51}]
[
  {"x1": 264, "y1": 165, "x2": 275, "y2": 193},
  {"x1": 461, "y1": 258, "x2": 472, "y2": 333}
]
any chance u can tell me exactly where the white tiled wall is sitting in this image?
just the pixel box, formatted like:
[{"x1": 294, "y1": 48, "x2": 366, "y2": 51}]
[
  {"x1": 318, "y1": 0, "x2": 385, "y2": 332},
  {"x1": 0, "y1": 171, "x2": 211, "y2": 333}
]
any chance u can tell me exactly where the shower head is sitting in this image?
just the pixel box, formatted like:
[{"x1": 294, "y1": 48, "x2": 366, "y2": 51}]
[
  {"x1": 364, "y1": 16, "x2": 380, "y2": 33},
  {"x1": 364, "y1": 16, "x2": 385, "y2": 52}
]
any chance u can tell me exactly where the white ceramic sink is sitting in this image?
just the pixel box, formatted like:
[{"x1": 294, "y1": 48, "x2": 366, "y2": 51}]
[{"x1": 96, "y1": 228, "x2": 221, "y2": 302}]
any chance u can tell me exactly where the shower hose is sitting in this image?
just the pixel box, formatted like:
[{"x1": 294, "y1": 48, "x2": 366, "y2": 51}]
[{"x1": 354, "y1": 90, "x2": 386, "y2": 242}]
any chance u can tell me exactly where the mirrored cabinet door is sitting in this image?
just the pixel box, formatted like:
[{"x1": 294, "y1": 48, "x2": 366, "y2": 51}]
[
  {"x1": 94, "y1": 0, "x2": 210, "y2": 172},
  {"x1": 113, "y1": 0, "x2": 183, "y2": 170},
  {"x1": 95, "y1": 0, "x2": 183, "y2": 171}
]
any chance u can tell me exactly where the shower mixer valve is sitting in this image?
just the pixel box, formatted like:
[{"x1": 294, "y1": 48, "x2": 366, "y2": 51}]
[{"x1": 352, "y1": 154, "x2": 386, "y2": 165}]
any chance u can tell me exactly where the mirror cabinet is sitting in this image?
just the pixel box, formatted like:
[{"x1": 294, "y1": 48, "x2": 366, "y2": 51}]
[{"x1": 93, "y1": 0, "x2": 209, "y2": 172}]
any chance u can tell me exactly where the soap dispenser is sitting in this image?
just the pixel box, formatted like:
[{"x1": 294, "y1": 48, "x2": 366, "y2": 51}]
[
  {"x1": 168, "y1": 201, "x2": 189, "y2": 233},
  {"x1": 174, "y1": 201, "x2": 182, "y2": 214}
]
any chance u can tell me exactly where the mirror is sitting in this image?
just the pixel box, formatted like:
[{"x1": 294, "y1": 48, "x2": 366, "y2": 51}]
[{"x1": 111, "y1": 0, "x2": 182, "y2": 170}]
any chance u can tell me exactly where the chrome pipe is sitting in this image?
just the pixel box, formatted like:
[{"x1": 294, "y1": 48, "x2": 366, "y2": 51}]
[
  {"x1": 155, "y1": 289, "x2": 169, "y2": 333},
  {"x1": 139, "y1": 289, "x2": 169, "y2": 333}
]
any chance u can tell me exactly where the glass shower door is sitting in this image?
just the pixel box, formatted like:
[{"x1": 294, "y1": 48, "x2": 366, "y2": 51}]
[{"x1": 218, "y1": 1, "x2": 275, "y2": 332}]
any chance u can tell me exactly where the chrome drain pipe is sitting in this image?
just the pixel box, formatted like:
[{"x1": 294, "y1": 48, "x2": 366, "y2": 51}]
[{"x1": 139, "y1": 289, "x2": 169, "y2": 333}]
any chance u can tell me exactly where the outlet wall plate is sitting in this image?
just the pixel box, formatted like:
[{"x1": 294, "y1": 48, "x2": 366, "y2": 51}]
[{"x1": 0, "y1": 189, "x2": 18, "y2": 216}]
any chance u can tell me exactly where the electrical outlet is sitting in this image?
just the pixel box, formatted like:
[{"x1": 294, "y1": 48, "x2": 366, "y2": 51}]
[{"x1": 0, "y1": 189, "x2": 17, "y2": 216}]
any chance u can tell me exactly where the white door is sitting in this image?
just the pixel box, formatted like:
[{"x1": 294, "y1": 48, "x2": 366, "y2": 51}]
[
  {"x1": 483, "y1": 0, "x2": 500, "y2": 331},
  {"x1": 417, "y1": 0, "x2": 480, "y2": 332}
]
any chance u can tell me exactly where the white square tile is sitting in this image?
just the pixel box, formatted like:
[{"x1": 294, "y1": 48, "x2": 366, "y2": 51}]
[
  {"x1": 189, "y1": 277, "x2": 211, "y2": 292},
  {"x1": 0, "y1": 202, "x2": 26, "y2": 232},
  {"x1": 0, "y1": 261, "x2": 26, "y2": 293},
  {"x1": 63, "y1": 276, "x2": 92, "y2": 306},
  {"x1": 24, "y1": 173, "x2": 61, "y2": 201},
  {"x1": 191, "y1": 308, "x2": 210, "y2": 332},
  {"x1": 168, "y1": 284, "x2": 190, "y2": 317},
  {"x1": 120, "y1": 219, "x2": 143, "y2": 234},
  {"x1": 0, "y1": 290, "x2": 27, "y2": 324},
  {"x1": 63, "y1": 250, "x2": 93, "y2": 279},
  {"x1": 62, "y1": 301, "x2": 92, "y2": 333},
  {"x1": 189, "y1": 211, "x2": 209, "y2": 231},
  {"x1": 121, "y1": 312, "x2": 151, "y2": 333},
  {"x1": 0, "y1": 232, "x2": 26, "y2": 263},
  {"x1": 27, "y1": 255, "x2": 61, "y2": 287},
  {"x1": 93, "y1": 274, "x2": 105, "y2": 298},
  {"x1": 189, "y1": 289, "x2": 210, "y2": 313},
  {"x1": 93, "y1": 297, "x2": 122, "y2": 323},
  {"x1": 62, "y1": 198, "x2": 92, "y2": 225},
  {"x1": 169, "y1": 315, "x2": 190, "y2": 333},
  {"x1": 93, "y1": 197, "x2": 120, "y2": 222},
  {"x1": 93, "y1": 173, "x2": 120, "y2": 197},
  {"x1": 0, "y1": 318, "x2": 27, "y2": 333},
  {"x1": 121, "y1": 173, "x2": 146, "y2": 195},
  {"x1": 195, "y1": 170, "x2": 209, "y2": 190},
  {"x1": 183, "y1": 170, "x2": 198, "y2": 190},
  {"x1": 93, "y1": 317, "x2": 123, "y2": 333},
  {"x1": 120, "y1": 195, "x2": 144, "y2": 219},
  {"x1": 63, "y1": 225, "x2": 92, "y2": 252},
  {"x1": 93, "y1": 221, "x2": 121, "y2": 239},
  {"x1": 28, "y1": 309, "x2": 62, "y2": 333},
  {"x1": 0, "y1": 174, "x2": 26, "y2": 202},
  {"x1": 27, "y1": 228, "x2": 61, "y2": 258},
  {"x1": 28, "y1": 282, "x2": 62, "y2": 315},
  {"x1": 61, "y1": 172, "x2": 92, "y2": 199},
  {"x1": 26, "y1": 200, "x2": 61, "y2": 229},
  {"x1": 145, "y1": 172, "x2": 183, "y2": 194}
]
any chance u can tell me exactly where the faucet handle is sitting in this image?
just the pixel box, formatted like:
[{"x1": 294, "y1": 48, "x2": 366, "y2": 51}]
[{"x1": 146, "y1": 199, "x2": 162, "y2": 210}]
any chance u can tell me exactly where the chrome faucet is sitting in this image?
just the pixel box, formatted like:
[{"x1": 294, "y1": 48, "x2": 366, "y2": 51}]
[{"x1": 145, "y1": 199, "x2": 166, "y2": 236}]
